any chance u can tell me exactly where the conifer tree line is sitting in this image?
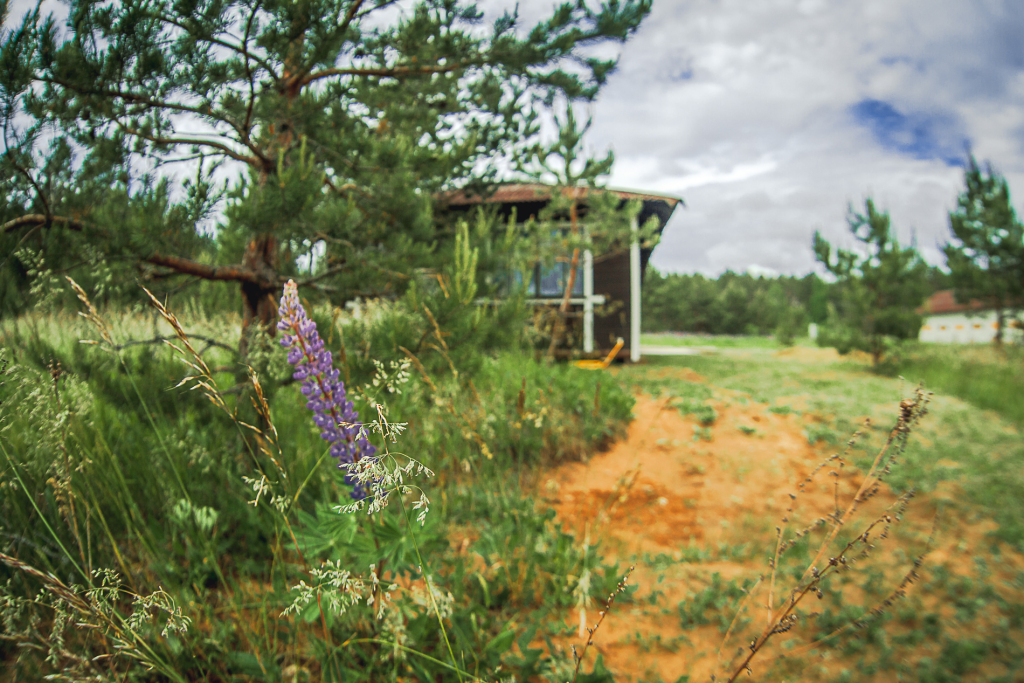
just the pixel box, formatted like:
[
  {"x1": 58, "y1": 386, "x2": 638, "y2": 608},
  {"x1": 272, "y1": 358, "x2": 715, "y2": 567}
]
[
  {"x1": 641, "y1": 269, "x2": 830, "y2": 338},
  {"x1": 642, "y1": 241, "x2": 950, "y2": 344}
]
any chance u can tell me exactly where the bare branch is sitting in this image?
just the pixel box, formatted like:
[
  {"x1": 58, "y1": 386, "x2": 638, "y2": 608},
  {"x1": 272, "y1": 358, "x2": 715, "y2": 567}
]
[
  {"x1": 1, "y1": 214, "x2": 86, "y2": 234},
  {"x1": 146, "y1": 252, "x2": 269, "y2": 286}
]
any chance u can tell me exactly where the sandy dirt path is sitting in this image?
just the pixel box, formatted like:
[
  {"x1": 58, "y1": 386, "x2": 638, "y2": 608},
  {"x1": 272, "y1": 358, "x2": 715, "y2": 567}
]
[{"x1": 536, "y1": 369, "x2": 1024, "y2": 683}]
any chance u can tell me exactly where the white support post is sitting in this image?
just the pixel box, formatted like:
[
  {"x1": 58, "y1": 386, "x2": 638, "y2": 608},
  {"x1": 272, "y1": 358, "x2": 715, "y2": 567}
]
[
  {"x1": 629, "y1": 216, "x2": 641, "y2": 362},
  {"x1": 583, "y1": 248, "x2": 594, "y2": 353}
]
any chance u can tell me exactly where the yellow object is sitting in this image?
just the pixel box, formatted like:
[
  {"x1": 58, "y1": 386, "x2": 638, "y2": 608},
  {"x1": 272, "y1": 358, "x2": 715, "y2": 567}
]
[{"x1": 574, "y1": 338, "x2": 625, "y2": 370}]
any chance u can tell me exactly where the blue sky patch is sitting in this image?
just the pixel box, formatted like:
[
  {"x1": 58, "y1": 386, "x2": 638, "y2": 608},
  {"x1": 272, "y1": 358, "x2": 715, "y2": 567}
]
[{"x1": 850, "y1": 99, "x2": 968, "y2": 166}]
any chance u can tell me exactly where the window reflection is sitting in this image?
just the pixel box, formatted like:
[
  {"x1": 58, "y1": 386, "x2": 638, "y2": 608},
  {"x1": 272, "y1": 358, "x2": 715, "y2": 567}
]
[
  {"x1": 499, "y1": 262, "x2": 584, "y2": 298},
  {"x1": 535, "y1": 262, "x2": 583, "y2": 297}
]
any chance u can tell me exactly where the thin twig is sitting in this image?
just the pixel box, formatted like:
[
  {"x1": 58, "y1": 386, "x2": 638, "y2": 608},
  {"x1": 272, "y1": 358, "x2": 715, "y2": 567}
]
[{"x1": 571, "y1": 565, "x2": 634, "y2": 683}]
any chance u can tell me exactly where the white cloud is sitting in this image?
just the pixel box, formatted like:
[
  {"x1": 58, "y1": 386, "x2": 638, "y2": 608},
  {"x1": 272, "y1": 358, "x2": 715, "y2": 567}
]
[{"x1": 573, "y1": 0, "x2": 1024, "y2": 275}]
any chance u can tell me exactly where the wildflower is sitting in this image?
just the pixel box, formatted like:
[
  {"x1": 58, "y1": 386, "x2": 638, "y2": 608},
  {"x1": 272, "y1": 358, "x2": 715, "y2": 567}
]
[{"x1": 277, "y1": 280, "x2": 377, "y2": 500}]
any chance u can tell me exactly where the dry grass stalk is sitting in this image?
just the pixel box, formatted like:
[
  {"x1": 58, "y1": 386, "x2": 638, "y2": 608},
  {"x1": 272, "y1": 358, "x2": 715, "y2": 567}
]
[
  {"x1": 140, "y1": 286, "x2": 230, "y2": 416},
  {"x1": 571, "y1": 565, "x2": 635, "y2": 683},
  {"x1": 714, "y1": 386, "x2": 933, "y2": 681},
  {"x1": 65, "y1": 277, "x2": 114, "y2": 348}
]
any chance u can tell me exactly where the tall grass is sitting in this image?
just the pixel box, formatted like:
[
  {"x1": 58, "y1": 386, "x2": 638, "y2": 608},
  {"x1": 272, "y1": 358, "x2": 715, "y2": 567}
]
[
  {"x1": 0, "y1": 285, "x2": 635, "y2": 681},
  {"x1": 881, "y1": 342, "x2": 1024, "y2": 426}
]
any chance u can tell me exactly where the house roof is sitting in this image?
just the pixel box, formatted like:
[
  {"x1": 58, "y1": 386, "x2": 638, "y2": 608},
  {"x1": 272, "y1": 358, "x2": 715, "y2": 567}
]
[
  {"x1": 440, "y1": 182, "x2": 683, "y2": 208},
  {"x1": 920, "y1": 289, "x2": 994, "y2": 315}
]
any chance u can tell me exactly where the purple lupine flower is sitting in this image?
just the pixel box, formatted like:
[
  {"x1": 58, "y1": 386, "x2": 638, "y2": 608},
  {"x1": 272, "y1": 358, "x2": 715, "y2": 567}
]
[{"x1": 277, "y1": 280, "x2": 377, "y2": 500}]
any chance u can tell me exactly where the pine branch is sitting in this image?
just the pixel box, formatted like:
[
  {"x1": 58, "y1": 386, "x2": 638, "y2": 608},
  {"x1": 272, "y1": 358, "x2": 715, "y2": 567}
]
[
  {"x1": 39, "y1": 77, "x2": 269, "y2": 164},
  {"x1": 240, "y1": 0, "x2": 263, "y2": 139},
  {"x1": 146, "y1": 253, "x2": 270, "y2": 286},
  {"x1": 150, "y1": 12, "x2": 279, "y2": 77},
  {"x1": 41, "y1": 77, "x2": 218, "y2": 120},
  {"x1": 300, "y1": 61, "x2": 466, "y2": 87},
  {"x1": 355, "y1": 0, "x2": 403, "y2": 19},
  {"x1": 283, "y1": 0, "x2": 369, "y2": 93},
  {"x1": 293, "y1": 263, "x2": 349, "y2": 288},
  {"x1": 113, "y1": 119, "x2": 264, "y2": 168},
  {"x1": 7, "y1": 158, "x2": 51, "y2": 217},
  {"x1": 338, "y1": 0, "x2": 366, "y2": 37},
  {"x1": 1, "y1": 214, "x2": 86, "y2": 233}
]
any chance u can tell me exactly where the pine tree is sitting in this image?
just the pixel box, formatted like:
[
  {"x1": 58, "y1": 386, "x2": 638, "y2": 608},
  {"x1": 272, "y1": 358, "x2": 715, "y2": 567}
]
[
  {"x1": 943, "y1": 155, "x2": 1024, "y2": 344},
  {"x1": 813, "y1": 199, "x2": 929, "y2": 365},
  {"x1": 0, "y1": 0, "x2": 652, "y2": 346}
]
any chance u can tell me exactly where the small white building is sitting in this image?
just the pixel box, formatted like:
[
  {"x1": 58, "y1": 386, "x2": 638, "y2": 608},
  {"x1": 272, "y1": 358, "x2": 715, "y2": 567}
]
[{"x1": 919, "y1": 290, "x2": 1023, "y2": 344}]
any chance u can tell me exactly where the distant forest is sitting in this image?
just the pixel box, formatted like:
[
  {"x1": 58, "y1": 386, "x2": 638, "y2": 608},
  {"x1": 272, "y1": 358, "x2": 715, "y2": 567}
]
[{"x1": 641, "y1": 267, "x2": 951, "y2": 336}]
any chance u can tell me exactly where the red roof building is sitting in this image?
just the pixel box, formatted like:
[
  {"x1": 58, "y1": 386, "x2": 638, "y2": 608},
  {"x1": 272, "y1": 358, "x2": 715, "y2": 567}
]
[
  {"x1": 918, "y1": 289, "x2": 992, "y2": 315},
  {"x1": 918, "y1": 290, "x2": 1023, "y2": 343}
]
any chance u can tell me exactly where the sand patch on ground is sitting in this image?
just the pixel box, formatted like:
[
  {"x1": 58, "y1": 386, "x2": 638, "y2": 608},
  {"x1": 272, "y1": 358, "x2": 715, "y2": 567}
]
[{"x1": 536, "y1": 376, "x2": 1024, "y2": 682}]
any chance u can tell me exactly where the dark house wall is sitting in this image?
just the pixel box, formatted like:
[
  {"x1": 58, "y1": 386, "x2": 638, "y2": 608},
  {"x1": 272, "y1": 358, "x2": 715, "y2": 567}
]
[{"x1": 590, "y1": 201, "x2": 667, "y2": 358}]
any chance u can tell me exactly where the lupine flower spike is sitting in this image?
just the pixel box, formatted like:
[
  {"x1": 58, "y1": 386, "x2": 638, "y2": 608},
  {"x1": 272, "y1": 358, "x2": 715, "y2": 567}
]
[{"x1": 278, "y1": 280, "x2": 377, "y2": 500}]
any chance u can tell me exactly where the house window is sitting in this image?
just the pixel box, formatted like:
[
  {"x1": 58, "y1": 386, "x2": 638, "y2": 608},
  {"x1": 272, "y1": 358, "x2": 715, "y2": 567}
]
[{"x1": 529, "y1": 262, "x2": 584, "y2": 298}]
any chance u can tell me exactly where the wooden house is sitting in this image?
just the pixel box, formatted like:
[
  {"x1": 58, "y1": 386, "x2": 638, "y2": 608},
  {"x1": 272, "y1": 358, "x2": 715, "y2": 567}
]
[{"x1": 441, "y1": 183, "x2": 682, "y2": 361}]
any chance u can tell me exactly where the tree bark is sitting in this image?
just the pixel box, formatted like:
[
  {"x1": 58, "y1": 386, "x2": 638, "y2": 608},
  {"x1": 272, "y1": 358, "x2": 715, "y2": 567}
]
[{"x1": 239, "y1": 234, "x2": 281, "y2": 358}]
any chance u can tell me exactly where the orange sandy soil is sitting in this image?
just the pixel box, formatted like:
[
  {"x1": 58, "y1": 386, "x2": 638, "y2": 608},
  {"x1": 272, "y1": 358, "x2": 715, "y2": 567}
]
[{"x1": 534, "y1": 360, "x2": 1024, "y2": 683}]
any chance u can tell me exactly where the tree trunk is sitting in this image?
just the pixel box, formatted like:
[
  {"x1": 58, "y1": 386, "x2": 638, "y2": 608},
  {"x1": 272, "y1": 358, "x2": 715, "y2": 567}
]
[
  {"x1": 546, "y1": 193, "x2": 582, "y2": 359},
  {"x1": 239, "y1": 234, "x2": 281, "y2": 358}
]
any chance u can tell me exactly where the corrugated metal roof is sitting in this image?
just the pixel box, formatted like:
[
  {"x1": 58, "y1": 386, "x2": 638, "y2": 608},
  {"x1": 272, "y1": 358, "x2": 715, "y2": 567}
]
[{"x1": 440, "y1": 182, "x2": 683, "y2": 207}]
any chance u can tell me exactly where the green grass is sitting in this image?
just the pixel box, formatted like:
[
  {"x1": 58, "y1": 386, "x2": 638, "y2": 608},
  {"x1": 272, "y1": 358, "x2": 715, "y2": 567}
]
[
  {"x1": 4, "y1": 305, "x2": 1024, "y2": 682},
  {"x1": 883, "y1": 342, "x2": 1024, "y2": 427},
  {"x1": 640, "y1": 332, "x2": 803, "y2": 350}
]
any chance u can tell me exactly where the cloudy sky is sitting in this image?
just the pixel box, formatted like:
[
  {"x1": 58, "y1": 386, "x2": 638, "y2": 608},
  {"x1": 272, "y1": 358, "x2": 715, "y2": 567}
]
[{"x1": 520, "y1": 0, "x2": 1024, "y2": 277}]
